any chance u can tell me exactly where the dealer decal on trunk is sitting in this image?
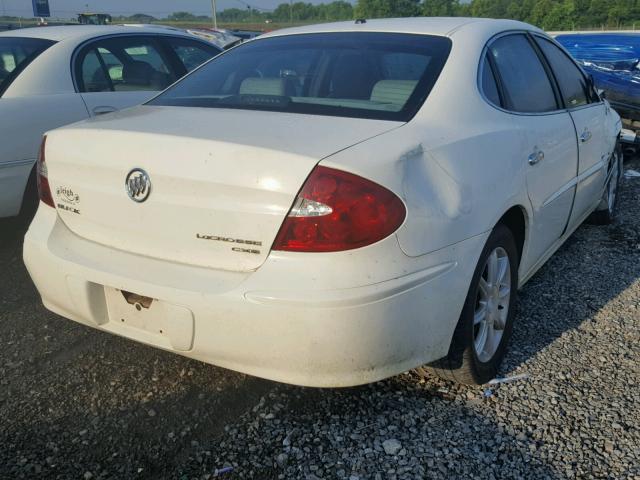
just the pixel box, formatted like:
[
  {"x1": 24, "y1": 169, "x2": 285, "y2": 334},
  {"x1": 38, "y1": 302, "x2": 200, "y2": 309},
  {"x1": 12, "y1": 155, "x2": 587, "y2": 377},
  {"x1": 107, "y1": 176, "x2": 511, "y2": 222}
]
[{"x1": 56, "y1": 186, "x2": 80, "y2": 214}]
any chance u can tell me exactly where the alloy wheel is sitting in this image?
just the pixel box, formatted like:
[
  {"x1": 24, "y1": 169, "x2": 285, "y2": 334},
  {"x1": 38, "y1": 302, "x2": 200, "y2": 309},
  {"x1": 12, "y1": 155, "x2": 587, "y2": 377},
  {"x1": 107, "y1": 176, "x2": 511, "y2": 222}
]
[{"x1": 473, "y1": 246, "x2": 511, "y2": 362}]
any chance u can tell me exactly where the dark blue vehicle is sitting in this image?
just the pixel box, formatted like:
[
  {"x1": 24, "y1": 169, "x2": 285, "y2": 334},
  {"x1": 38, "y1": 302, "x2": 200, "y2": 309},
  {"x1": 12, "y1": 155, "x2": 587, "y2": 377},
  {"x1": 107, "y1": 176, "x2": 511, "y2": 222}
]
[{"x1": 556, "y1": 33, "x2": 640, "y2": 120}]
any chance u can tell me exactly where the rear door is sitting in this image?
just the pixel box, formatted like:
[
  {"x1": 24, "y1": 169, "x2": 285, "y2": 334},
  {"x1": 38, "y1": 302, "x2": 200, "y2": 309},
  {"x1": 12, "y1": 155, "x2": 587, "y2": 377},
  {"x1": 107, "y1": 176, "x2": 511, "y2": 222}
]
[
  {"x1": 486, "y1": 33, "x2": 578, "y2": 268},
  {"x1": 533, "y1": 35, "x2": 610, "y2": 229},
  {"x1": 74, "y1": 35, "x2": 178, "y2": 116}
]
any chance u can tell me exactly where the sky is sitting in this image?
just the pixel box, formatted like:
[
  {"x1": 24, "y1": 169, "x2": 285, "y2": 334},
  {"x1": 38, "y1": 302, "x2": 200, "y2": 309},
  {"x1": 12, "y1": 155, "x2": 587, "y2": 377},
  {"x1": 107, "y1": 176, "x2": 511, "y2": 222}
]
[{"x1": 0, "y1": 0, "x2": 350, "y2": 18}]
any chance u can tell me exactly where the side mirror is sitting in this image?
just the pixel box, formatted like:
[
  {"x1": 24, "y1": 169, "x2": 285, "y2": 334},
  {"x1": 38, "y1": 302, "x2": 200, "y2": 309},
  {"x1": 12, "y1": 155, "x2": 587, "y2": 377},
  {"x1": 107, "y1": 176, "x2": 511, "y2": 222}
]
[{"x1": 597, "y1": 88, "x2": 606, "y2": 99}]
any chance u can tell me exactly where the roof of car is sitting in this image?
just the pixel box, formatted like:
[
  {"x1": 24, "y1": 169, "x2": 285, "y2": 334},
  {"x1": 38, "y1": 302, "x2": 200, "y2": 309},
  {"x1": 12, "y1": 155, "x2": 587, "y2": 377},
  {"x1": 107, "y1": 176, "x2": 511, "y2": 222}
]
[
  {"x1": 0, "y1": 25, "x2": 192, "y2": 41},
  {"x1": 261, "y1": 17, "x2": 539, "y2": 39}
]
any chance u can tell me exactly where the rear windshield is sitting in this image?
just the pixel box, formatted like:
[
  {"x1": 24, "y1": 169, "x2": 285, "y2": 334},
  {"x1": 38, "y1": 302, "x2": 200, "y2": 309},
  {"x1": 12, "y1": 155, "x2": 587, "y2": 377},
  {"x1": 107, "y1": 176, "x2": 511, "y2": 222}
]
[
  {"x1": 0, "y1": 37, "x2": 55, "y2": 95},
  {"x1": 149, "y1": 32, "x2": 452, "y2": 122}
]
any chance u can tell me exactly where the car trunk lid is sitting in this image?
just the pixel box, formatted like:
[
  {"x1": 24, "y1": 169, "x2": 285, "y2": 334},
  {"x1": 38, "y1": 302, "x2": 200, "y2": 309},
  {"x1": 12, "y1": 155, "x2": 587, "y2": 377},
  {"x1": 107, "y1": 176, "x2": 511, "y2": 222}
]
[{"x1": 45, "y1": 106, "x2": 400, "y2": 272}]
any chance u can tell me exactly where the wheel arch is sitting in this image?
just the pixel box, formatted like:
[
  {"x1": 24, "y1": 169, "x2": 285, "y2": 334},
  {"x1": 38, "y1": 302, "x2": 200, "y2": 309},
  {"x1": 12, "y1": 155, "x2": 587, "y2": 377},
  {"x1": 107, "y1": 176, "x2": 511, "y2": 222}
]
[
  {"x1": 496, "y1": 205, "x2": 528, "y2": 266},
  {"x1": 18, "y1": 162, "x2": 39, "y2": 218}
]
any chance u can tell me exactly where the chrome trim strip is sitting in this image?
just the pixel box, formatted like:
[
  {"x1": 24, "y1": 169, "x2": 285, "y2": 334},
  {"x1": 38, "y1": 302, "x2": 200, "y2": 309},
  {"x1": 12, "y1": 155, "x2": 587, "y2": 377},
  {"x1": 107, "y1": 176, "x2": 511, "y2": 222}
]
[
  {"x1": 0, "y1": 158, "x2": 35, "y2": 169},
  {"x1": 577, "y1": 159, "x2": 606, "y2": 184},
  {"x1": 542, "y1": 177, "x2": 577, "y2": 208},
  {"x1": 541, "y1": 159, "x2": 606, "y2": 208}
]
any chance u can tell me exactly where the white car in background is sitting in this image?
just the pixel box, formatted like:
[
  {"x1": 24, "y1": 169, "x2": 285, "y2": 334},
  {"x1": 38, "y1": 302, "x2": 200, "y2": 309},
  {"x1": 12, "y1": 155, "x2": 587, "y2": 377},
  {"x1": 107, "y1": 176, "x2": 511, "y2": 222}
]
[
  {"x1": 0, "y1": 25, "x2": 220, "y2": 218},
  {"x1": 185, "y1": 28, "x2": 243, "y2": 50},
  {"x1": 25, "y1": 18, "x2": 621, "y2": 387},
  {"x1": 122, "y1": 24, "x2": 242, "y2": 50}
]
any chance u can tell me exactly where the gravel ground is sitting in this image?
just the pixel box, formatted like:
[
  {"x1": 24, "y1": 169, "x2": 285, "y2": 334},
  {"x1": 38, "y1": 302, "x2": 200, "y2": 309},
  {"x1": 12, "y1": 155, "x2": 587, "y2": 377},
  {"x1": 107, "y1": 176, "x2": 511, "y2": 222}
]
[{"x1": 1, "y1": 159, "x2": 639, "y2": 480}]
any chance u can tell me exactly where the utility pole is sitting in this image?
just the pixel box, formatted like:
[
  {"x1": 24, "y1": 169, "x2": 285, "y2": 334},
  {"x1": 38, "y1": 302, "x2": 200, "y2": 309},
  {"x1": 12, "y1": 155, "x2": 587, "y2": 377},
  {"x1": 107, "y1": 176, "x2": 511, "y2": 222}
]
[{"x1": 211, "y1": 0, "x2": 217, "y2": 29}]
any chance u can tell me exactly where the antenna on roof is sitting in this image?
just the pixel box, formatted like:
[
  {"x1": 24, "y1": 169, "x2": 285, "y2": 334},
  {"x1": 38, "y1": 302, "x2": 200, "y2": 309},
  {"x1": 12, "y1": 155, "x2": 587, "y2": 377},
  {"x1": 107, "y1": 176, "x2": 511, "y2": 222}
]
[{"x1": 355, "y1": 18, "x2": 366, "y2": 24}]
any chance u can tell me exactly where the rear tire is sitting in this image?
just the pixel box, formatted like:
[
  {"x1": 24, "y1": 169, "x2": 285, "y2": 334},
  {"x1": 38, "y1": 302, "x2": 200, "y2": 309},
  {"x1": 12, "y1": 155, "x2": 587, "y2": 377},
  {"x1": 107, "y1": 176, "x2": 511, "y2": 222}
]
[
  {"x1": 417, "y1": 224, "x2": 519, "y2": 385},
  {"x1": 589, "y1": 144, "x2": 622, "y2": 225}
]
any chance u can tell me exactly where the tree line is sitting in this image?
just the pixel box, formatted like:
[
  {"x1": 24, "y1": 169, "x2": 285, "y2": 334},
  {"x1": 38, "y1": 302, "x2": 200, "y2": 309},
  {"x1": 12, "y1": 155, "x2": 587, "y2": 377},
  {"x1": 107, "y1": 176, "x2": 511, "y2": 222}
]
[
  {"x1": 354, "y1": 0, "x2": 640, "y2": 30},
  {"x1": 61, "y1": 0, "x2": 640, "y2": 31}
]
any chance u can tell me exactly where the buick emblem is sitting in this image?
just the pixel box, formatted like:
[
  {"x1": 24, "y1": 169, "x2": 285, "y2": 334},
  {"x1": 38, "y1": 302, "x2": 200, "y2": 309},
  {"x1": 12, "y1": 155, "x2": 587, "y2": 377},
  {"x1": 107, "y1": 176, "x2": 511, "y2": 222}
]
[{"x1": 125, "y1": 168, "x2": 151, "y2": 203}]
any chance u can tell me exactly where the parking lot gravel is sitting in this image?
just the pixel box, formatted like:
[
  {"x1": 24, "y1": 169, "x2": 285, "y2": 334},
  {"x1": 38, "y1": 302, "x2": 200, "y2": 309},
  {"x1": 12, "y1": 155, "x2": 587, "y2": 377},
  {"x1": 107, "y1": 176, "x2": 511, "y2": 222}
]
[{"x1": 1, "y1": 159, "x2": 639, "y2": 480}]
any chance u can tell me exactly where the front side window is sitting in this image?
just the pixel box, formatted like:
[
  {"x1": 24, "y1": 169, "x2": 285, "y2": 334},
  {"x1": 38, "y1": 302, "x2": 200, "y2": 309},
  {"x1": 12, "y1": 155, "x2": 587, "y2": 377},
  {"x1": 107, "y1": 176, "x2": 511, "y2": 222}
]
[
  {"x1": 164, "y1": 37, "x2": 220, "y2": 72},
  {"x1": 0, "y1": 37, "x2": 55, "y2": 95},
  {"x1": 489, "y1": 34, "x2": 558, "y2": 113},
  {"x1": 534, "y1": 36, "x2": 591, "y2": 108},
  {"x1": 150, "y1": 32, "x2": 452, "y2": 122},
  {"x1": 76, "y1": 36, "x2": 176, "y2": 93}
]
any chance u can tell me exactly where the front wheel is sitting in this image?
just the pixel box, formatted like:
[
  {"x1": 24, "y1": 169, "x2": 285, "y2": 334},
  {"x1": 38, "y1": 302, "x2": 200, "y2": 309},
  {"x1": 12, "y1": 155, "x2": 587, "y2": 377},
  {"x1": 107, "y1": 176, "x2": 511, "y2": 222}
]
[{"x1": 417, "y1": 224, "x2": 519, "y2": 385}]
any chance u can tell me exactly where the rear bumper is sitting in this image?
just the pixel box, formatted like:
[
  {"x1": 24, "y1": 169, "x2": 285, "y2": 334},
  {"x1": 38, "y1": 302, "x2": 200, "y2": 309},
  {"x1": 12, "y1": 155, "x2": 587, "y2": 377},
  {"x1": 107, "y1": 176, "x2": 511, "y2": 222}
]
[{"x1": 24, "y1": 206, "x2": 486, "y2": 387}]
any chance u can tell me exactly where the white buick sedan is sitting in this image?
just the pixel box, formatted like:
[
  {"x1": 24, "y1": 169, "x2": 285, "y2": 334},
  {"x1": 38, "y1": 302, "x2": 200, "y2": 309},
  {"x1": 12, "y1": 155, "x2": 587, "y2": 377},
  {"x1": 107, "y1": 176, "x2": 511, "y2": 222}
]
[
  {"x1": 0, "y1": 25, "x2": 220, "y2": 219},
  {"x1": 25, "y1": 18, "x2": 622, "y2": 387}
]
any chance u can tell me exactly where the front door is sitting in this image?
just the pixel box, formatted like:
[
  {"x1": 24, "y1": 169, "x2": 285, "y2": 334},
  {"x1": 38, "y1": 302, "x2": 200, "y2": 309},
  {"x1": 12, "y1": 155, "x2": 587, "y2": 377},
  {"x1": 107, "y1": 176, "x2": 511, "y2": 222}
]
[
  {"x1": 533, "y1": 35, "x2": 611, "y2": 230},
  {"x1": 567, "y1": 103, "x2": 608, "y2": 226}
]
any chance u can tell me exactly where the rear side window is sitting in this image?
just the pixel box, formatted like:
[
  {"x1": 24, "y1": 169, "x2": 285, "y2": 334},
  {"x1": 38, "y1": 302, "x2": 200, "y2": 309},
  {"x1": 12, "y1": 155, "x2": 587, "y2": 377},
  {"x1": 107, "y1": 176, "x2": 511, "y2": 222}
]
[
  {"x1": 489, "y1": 34, "x2": 558, "y2": 113},
  {"x1": 76, "y1": 36, "x2": 176, "y2": 93},
  {"x1": 150, "y1": 32, "x2": 452, "y2": 122},
  {"x1": 0, "y1": 37, "x2": 54, "y2": 95},
  {"x1": 163, "y1": 37, "x2": 220, "y2": 72},
  {"x1": 534, "y1": 36, "x2": 591, "y2": 108},
  {"x1": 481, "y1": 55, "x2": 501, "y2": 106}
]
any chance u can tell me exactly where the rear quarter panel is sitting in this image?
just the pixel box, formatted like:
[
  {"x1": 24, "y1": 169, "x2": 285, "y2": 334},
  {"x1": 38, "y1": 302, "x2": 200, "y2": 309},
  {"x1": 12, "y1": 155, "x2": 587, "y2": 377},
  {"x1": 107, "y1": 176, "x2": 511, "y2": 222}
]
[
  {"x1": 321, "y1": 115, "x2": 531, "y2": 259},
  {"x1": 0, "y1": 95, "x2": 88, "y2": 216},
  {"x1": 321, "y1": 23, "x2": 533, "y2": 260}
]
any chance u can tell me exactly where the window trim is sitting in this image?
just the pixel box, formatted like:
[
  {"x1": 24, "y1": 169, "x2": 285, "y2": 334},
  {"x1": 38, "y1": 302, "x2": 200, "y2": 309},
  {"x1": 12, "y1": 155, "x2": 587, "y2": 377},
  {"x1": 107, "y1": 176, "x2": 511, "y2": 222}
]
[
  {"x1": 71, "y1": 33, "x2": 221, "y2": 93},
  {"x1": 483, "y1": 51, "x2": 505, "y2": 108},
  {"x1": 477, "y1": 30, "x2": 567, "y2": 117},
  {"x1": 525, "y1": 33, "x2": 564, "y2": 108},
  {"x1": 530, "y1": 33, "x2": 604, "y2": 112},
  {"x1": 93, "y1": 47, "x2": 115, "y2": 91}
]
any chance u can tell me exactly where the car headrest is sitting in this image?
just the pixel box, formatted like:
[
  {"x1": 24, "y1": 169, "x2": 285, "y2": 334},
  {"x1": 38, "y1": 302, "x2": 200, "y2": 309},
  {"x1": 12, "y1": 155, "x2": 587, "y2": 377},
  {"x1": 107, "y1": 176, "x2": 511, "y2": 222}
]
[
  {"x1": 122, "y1": 60, "x2": 155, "y2": 86},
  {"x1": 370, "y1": 80, "x2": 419, "y2": 108},
  {"x1": 330, "y1": 54, "x2": 376, "y2": 99},
  {"x1": 89, "y1": 67, "x2": 110, "y2": 90},
  {"x1": 239, "y1": 77, "x2": 288, "y2": 96}
]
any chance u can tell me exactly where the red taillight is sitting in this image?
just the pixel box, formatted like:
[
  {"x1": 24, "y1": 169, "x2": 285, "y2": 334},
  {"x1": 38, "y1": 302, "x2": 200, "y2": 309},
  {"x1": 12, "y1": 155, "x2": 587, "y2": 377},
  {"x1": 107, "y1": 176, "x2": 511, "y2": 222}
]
[
  {"x1": 273, "y1": 166, "x2": 406, "y2": 252},
  {"x1": 37, "y1": 135, "x2": 54, "y2": 208}
]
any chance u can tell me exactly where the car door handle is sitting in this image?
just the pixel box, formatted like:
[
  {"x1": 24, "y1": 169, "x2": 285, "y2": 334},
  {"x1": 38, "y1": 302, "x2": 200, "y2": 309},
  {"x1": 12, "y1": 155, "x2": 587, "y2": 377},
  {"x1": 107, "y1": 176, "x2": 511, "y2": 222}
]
[
  {"x1": 93, "y1": 106, "x2": 117, "y2": 115},
  {"x1": 580, "y1": 128, "x2": 592, "y2": 143},
  {"x1": 528, "y1": 148, "x2": 545, "y2": 166}
]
